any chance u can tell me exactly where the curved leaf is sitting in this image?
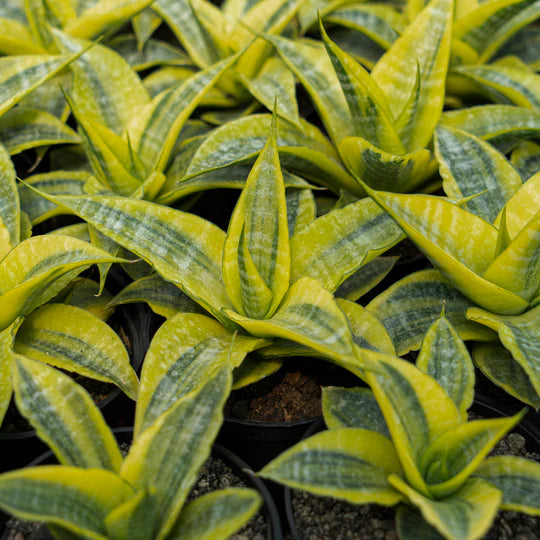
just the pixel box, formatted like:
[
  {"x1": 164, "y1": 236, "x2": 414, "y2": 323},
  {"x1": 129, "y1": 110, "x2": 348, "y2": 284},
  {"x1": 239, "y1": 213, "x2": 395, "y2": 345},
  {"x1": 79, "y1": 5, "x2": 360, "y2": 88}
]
[
  {"x1": 467, "y1": 306, "x2": 540, "y2": 397},
  {"x1": 335, "y1": 256, "x2": 398, "y2": 302},
  {"x1": 366, "y1": 269, "x2": 496, "y2": 355},
  {"x1": 0, "y1": 16, "x2": 45, "y2": 55},
  {"x1": 290, "y1": 197, "x2": 404, "y2": 291},
  {"x1": 259, "y1": 428, "x2": 404, "y2": 505},
  {"x1": 389, "y1": 475, "x2": 501, "y2": 540},
  {"x1": 337, "y1": 298, "x2": 395, "y2": 355},
  {"x1": 286, "y1": 187, "x2": 316, "y2": 236},
  {"x1": 474, "y1": 456, "x2": 540, "y2": 515},
  {"x1": 0, "y1": 107, "x2": 80, "y2": 155},
  {"x1": 12, "y1": 356, "x2": 123, "y2": 471},
  {"x1": 0, "y1": 142, "x2": 18, "y2": 246},
  {"x1": 0, "y1": 320, "x2": 19, "y2": 426},
  {"x1": 370, "y1": 0, "x2": 453, "y2": 151},
  {"x1": 223, "y1": 113, "x2": 290, "y2": 319},
  {"x1": 420, "y1": 412, "x2": 524, "y2": 498},
  {"x1": 363, "y1": 351, "x2": 461, "y2": 495},
  {"x1": 0, "y1": 466, "x2": 133, "y2": 540},
  {"x1": 26, "y1": 193, "x2": 233, "y2": 326},
  {"x1": 473, "y1": 341, "x2": 540, "y2": 408},
  {"x1": 54, "y1": 29, "x2": 150, "y2": 135},
  {"x1": 135, "y1": 312, "x2": 265, "y2": 436},
  {"x1": 168, "y1": 488, "x2": 261, "y2": 540},
  {"x1": 440, "y1": 105, "x2": 540, "y2": 153},
  {"x1": 339, "y1": 136, "x2": 432, "y2": 192},
  {"x1": 435, "y1": 125, "x2": 522, "y2": 223},
  {"x1": 322, "y1": 386, "x2": 389, "y2": 438},
  {"x1": 15, "y1": 303, "x2": 139, "y2": 400},
  {"x1": 19, "y1": 170, "x2": 88, "y2": 225},
  {"x1": 511, "y1": 140, "x2": 540, "y2": 180},
  {"x1": 225, "y1": 276, "x2": 358, "y2": 369},
  {"x1": 121, "y1": 365, "x2": 232, "y2": 540},
  {"x1": 417, "y1": 313, "x2": 475, "y2": 419},
  {"x1": 64, "y1": 0, "x2": 155, "y2": 39},
  {"x1": 0, "y1": 234, "x2": 125, "y2": 331}
]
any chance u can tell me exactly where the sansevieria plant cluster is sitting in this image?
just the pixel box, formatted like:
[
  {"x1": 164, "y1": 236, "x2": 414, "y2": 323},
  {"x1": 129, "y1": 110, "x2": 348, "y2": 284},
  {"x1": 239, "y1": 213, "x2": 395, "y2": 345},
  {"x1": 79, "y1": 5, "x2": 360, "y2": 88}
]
[{"x1": 0, "y1": 0, "x2": 538, "y2": 538}]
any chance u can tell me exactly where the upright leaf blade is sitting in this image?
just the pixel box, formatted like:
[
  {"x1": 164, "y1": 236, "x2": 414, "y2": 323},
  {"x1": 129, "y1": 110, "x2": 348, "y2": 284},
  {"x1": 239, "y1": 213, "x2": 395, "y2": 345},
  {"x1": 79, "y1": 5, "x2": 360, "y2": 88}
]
[
  {"x1": 435, "y1": 125, "x2": 522, "y2": 223},
  {"x1": 370, "y1": 0, "x2": 453, "y2": 151},
  {"x1": 12, "y1": 356, "x2": 123, "y2": 472},
  {"x1": 223, "y1": 113, "x2": 289, "y2": 319},
  {"x1": 0, "y1": 143, "x2": 18, "y2": 246}
]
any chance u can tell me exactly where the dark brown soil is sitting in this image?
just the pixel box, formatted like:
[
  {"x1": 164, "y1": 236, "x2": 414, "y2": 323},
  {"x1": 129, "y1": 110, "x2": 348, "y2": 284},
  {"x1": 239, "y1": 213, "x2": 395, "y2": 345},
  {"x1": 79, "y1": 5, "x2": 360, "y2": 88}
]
[{"x1": 225, "y1": 359, "x2": 357, "y2": 422}]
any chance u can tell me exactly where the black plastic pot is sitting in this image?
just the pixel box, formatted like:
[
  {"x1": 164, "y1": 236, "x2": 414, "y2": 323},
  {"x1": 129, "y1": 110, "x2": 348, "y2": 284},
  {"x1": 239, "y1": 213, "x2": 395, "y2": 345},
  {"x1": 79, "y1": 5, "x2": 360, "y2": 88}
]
[
  {"x1": 284, "y1": 396, "x2": 540, "y2": 539},
  {"x1": 1, "y1": 428, "x2": 283, "y2": 540},
  {"x1": 0, "y1": 300, "x2": 150, "y2": 473}
]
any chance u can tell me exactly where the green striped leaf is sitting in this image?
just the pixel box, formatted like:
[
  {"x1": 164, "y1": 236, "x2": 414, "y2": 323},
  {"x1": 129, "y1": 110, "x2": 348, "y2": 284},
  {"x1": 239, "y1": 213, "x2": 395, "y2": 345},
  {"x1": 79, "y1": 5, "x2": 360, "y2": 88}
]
[
  {"x1": 0, "y1": 234, "x2": 125, "y2": 331},
  {"x1": 475, "y1": 456, "x2": 540, "y2": 515},
  {"x1": 223, "y1": 113, "x2": 289, "y2": 319},
  {"x1": 265, "y1": 35, "x2": 352, "y2": 144},
  {"x1": 0, "y1": 16, "x2": 45, "y2": 54},
  {"x1": 0, "y1": 320, "x2": 19, "y2": 426},
  {"x1": 435, "y1": 125, "x2": 522, "y2": 224},
  {"x1": 322, "y1": 387, "x2": 390, "y2": 438},
  {"x1": 324, "y1": 5, "x2": 406, "y2": 50},
  {"x1": 0, "y1": 52, "x2": 81, "y2": 118},
  {"x1": 420, "y1": 412, "x2": 524, "y2": 498},
  {"x1": 364, "y1": 187, "x2": 530, "y2": 315},
  {"x1": 452, "y1": 64, "x2": 540, "y2": 109},
  {"x1": 0, "y1": 2, "x2": 27, "y2": 24},
  {"x1": 290, "y1": 197, "x2": 404, "y2": 292},
  {"x1": 108, "y1": 35, "x2": 191, "y2": 71},
  {"x1": 122, "y1": 365, "x2": 232, "y2": 540},
  {"x1": 454, "y1": 0, "x2": 540, "y2": 63},
  {"x1": 335, "y1": 256, "x2": 398, "y2": 302},
  {"x1": 338, "y1": 136, "x2": 432, "y2": 192},
  {"x1": 286, "y1": 188, "x2": 316, "y2": 236},
  {"x1": 0, "y1": 466, "x2": 133, "y2": 539},
  {"x1": 389, "y1": 475, "x2": 501, "y2": 540},
  {"x1": 133, "y1": 7, "x2": 161, "y2": 47},
  {"x1": 63, "y1": 0, "x2": 155, "y2": 39},
  {"x1": 24, "y1": 0, "x2": 54, "y2": 49},
  {"x1": 511, "y1": 141, "x2": 540, "y2": 179},
  {"x1": 15, "y1": 303, "x2": 139, "y2": 400},
  {"x1": 12, "y1": 356, "x2": 123, "y2": 471},
  {"x1": 59, "y1": 277, "x2": 113, "y2": 321},
  {"x1": 366, "y1": 269, "x2": 496, "y2": 355},
  {"x1": 110, "y1": 274, "x2": 203, "y2": 319},
  {"x1": 54, "y1": 29, "x2": 150, "y2": 135},
  {"x1": 186, "y1": 114, "x2": 358, "y2": 195},
  {"x1": 395, "y1": 506, "x2": 444, "y2": 540},
  {"x1": 225, "y1": 276, "x2": 358, "y2": 368},
  {"x1": 27, "y1": 193, "x2": 233, "y2": 326},
  {"x1": 135, "y1": 312, "x2": 266, "y2": 436},
  {"x1": 0, "y1": 108, "x2": 80, "y2": 155},
  {"x1": 320, "y1": 21, "x2": 404, "y2": 155},
  {"x1": 154, "y1": 0, "x2": 221, "y2": 68},
  {"x1": 363, "y1": 351, "x2": 461, "y2": 495},
  {"x1": 231, "y1": 354, "x2": 283, "y2": 389},
  {"x1": 105, "y1": 489, "x2": 158, "y2": 540},
  {"x1": 18, "y1": 170, "x2": 88, "y2": 225},
  {"x1": 473, "y1": 341, "x2": 540, "y2": 408},
  {"x1": 0, "y1": 142, "x2": 18, "y2": 247},
  {"x1": 239, "y1": 55, "x2": 300, "y2": 127},
  {"x1": 440, "y1": 105, "x2": 540, "y2": 153},
  {"x1": 167, "y1": 488, "x2": 261, "y2": 540},
  {"x1": 417, "y1": 313, "x2": 475, "y2": 419},
  {"x1": 495, "y1": 26, "x2": 540, "y2": 69},
  {"x1": 371, "y1": 0, "x2": 453, "y2": 151},
  {"x1": 260, "y1": 428, "x2": 404, "y2": 505},
  {"x1": 337, "y1": 298, "x2": 395, "y2": 355},
  {"x1": 483, "y1": 213, "x2": 540, "y2": 301},
  {"x1": 495, "y1": 171, "x2": 540, "y2": 239},
  {"x1": 467, "y1": 306, "x2": 540, "y2": 397},
  {"x1": 130, "y1": 55, "x2": 240, "y2": 172}
]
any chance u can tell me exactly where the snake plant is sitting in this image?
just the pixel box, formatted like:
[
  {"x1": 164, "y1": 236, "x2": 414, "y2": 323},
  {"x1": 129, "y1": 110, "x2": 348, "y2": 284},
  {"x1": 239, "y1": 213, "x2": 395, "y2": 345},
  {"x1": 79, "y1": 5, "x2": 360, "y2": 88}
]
[
  {"x1": 0, "y1": 353, "x2": 260, "y2": 540},
  {"x1": 28, "y1": 111, "x2": 405, "y2": 386},
  {"x1": 260, "y1": 313, "x2": 540, "y2": 540},
  {"x1": 0, "y1": 143, "x2": 139, "y2": 427}
]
